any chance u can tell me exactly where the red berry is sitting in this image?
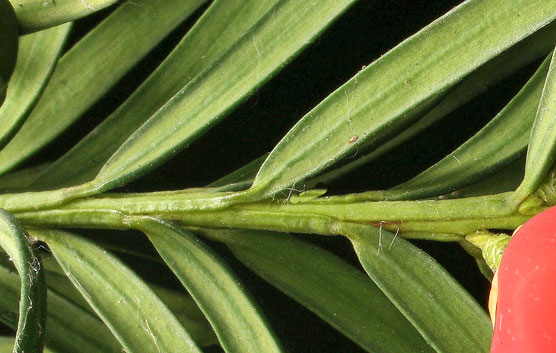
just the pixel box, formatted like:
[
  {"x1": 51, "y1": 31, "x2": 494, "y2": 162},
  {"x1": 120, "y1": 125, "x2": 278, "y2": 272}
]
[{"x1": 491, "y1": 206, "x2": 556, "y2": 352}]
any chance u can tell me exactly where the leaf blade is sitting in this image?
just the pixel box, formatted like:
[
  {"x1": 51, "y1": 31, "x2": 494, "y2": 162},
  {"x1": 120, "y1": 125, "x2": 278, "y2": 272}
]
[
  {"x1": 362, "y1": 53, "x2": 552, "y2": 201},
  {"x1": 10, "y1": 0, "x2": 118, "y2": 33},
  {"x1": 89, "y1": 0, "x2": 360, "y2": 191},
  {"x1": 0, "y1": 23, "x2": 71, "y2": 149},
  {"x1": 200, "y1": 228, "x2": 435, "y2": 353},
  {"x1": 343, "y1": 223, "x2": 492, "y2": 353},
  {"x1": 32, "y1": 229, "x2": 202, "y2": 353},
  {"x1": 0, "y1": 0, "x2": 18, "y2": 105},
  {"x1": 34, "y1": 0, "x2": 281, "y2": 189},
  {"x1": 0, "y1": 210, "x2": 46, "y2": 353},
  {"x1": 311, "y1": 22, "x2": 556, "y2": 189},
  {"x1": 0, "y1": 261, "x2": 123, "y2": 353},
  {"x1": 0, "y1": 0, "x2": 207, "y2": 176},
  {"x1": 41, "y1": 253, "x2": 219, "y2": 347},
  {"x1": 136, "y1": 218, "x2": 284, "y2": 353},
  {"x1": 249, "y1": 0, "x2": 556, "y2": 197},
  {"x1": 513, "y1": 48, "x2": 556, "y2": 203},
  {"x1": 0, "y1": 337, "x2": 54, "y2": 353}
]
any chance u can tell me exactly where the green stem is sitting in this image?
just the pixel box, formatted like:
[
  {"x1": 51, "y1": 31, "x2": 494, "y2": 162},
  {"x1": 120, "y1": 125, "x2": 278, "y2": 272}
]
[
  {"x1": 14, "y1": 190, "x2": 530, "y2": 240},
  {"x1": 238, "y1": 192, "x2": 516, "y2": 222},
  {"x1": 45, "y1": 189, "x2": 516, "y2": 220},
  {"x1": 387, "y1": 214, "x2": 530, "y2": 234},
  {"x1": 21, "y1": 209, "x2": 129, "y2": 230},
  {"x1": 0, "y1": 182, "x2": 240, "y2": 213}
]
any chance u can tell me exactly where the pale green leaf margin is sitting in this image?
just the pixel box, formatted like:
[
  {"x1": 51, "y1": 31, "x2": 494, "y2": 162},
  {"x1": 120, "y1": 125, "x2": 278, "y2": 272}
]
[
  {"x1": 41, "y1": 254, "x2": 218, "y2": 347},
  {"x1": 203, "y1": 159, "x2": 432, "y2": 352},
  {"x1": 311, "y1": 23, "x2": 556, "y2": 191},
  {"x1": 0, "y1": 0, "x2": 360, "y2": 211},
  {"x1": 0, "y1": 209, "x2": 46, "y2": 353}
]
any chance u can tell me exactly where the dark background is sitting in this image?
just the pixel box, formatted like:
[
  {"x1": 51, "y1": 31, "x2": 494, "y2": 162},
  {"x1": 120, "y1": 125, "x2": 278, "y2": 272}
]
[{"x1": 6, "y1": 0, "x2": 544, "y2": 351}]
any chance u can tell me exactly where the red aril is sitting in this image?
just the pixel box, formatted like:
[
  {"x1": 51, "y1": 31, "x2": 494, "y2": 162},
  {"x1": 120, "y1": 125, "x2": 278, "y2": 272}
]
[{"x1": 491, "y1": 206, "x2": 556, "y2": 352}]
